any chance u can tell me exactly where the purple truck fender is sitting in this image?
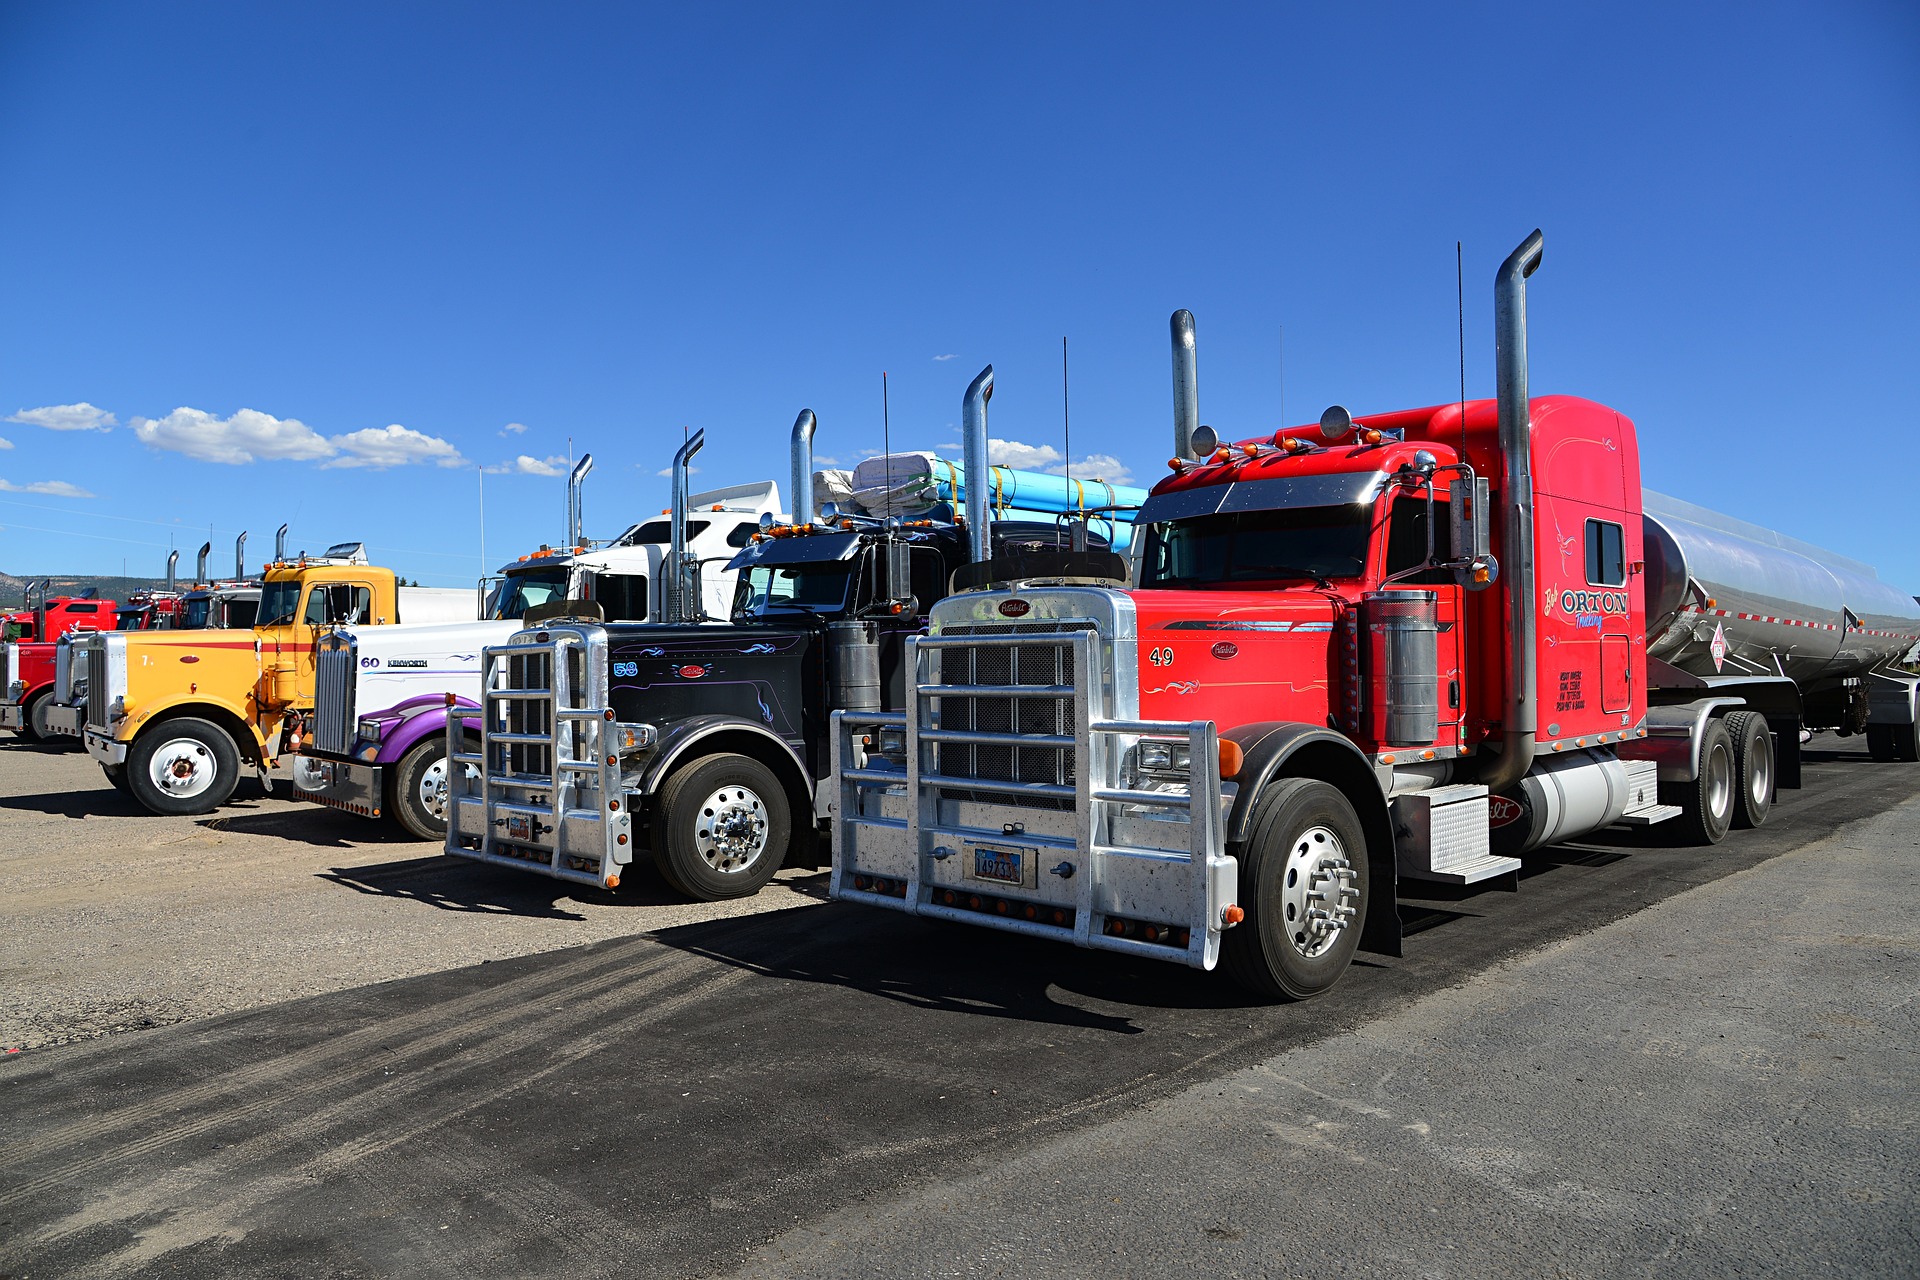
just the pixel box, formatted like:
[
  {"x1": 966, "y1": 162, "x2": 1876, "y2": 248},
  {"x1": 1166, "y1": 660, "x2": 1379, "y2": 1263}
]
[{"x1": 365, "y1": 694, "x2": 481, "y2": 765}]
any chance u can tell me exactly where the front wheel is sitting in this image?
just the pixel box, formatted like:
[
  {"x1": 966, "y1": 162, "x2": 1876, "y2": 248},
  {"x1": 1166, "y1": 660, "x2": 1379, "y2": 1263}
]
[
  {"x1": 1222, "y1": 778, "x2": 1370, "y2": 1002},
  {"x1": 653, "y1": 753, "x2": 791, "y2": 901},
  {"x1": 102, "y1": 762, "x2": 130, "y2": 792},
  {"x1": 389, "y1": 734, "x2": 473, "y2": 841},
  {"x1": 126, "y1": 717, "x2": 241, "y2": 815},
  {"x1": 25, "y1": 690, "x2": 58, "y2": 743}
]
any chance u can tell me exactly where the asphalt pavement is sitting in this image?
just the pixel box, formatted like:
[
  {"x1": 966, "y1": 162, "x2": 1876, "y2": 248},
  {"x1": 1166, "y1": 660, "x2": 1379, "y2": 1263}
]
[{"x1": 0, "y1": 736, "x2": 1915, "y2": 1278}]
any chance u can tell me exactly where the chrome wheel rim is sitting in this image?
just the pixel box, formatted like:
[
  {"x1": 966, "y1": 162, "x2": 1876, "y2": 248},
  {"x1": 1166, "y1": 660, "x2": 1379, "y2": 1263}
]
[
  {"x1": 1280, "y1": 825, "x2": 1359, "y2": 960},
  {"x1": 1705, "y1": 744, "x2": 1734, "y2": 821},
  {"x1": 693, "y1": 784, "x2": 769, "y2": 874},
  {"x1": 1747, "y1": 736, "x2": 1772, "y2": 810},
  {"x1": 417, "y1": 757, "x2": 477, "y2": 822},
  {"x1": 149, "y1": 736, "x2": 219, "y2": 800}
]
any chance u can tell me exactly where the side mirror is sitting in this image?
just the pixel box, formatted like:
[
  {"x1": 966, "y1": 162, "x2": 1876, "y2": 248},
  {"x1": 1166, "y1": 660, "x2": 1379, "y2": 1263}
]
[
  {"x1": 1449, "y1": 476, "x2": 1497, "y2": 591},
  {"x1": 884, "y1": 538, "x2": 913, "y2": 612}
]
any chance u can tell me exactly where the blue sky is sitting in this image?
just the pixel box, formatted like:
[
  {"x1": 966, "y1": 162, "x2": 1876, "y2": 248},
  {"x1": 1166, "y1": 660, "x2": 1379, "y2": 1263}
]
[{"x1": 1, "y1": 2, "x2": 1916, "y2": 592}]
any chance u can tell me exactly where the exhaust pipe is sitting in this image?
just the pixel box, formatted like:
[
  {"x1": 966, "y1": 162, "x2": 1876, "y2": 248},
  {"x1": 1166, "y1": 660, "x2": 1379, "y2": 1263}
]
[
  {"x1": 1171, "y1": 309, "x2": 1199, "y2": 460},
  {"x1": 961, "y1": 366, "x2": 995, "y2": 564},
  {"x1": 567, "y1": 453, "x2": 594, "y2": 548},
  {"x1": 165, "y1": 550, "x2": 179, "y2": 594},
  {"x1": 275, "y1": 523, "x2": 288, "y2": 561},
  {"x1": 195, "y1": 542, "x2": 211, "y2": 585},
  {"x1": 790, "y1": 409, "x2": 818, "y2": 524},
  {"x1": 1478, "y1": 228, "x2": 1546, "y2": 794},
  {"x1": 668, "y1": 430, "x2": 706, "y2": 623},
  {"x1": 235, "y1": 531, "x2": 247, "y2": 580}
]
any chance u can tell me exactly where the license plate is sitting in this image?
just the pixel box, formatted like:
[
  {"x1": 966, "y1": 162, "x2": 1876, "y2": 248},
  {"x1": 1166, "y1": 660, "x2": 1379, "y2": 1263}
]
[
  {"x1": 968, "y1": 842, "x2": 1034, "y2": 888},
  {"x1": 505, "y1": 812, "x2": 534, "y2": 843}
]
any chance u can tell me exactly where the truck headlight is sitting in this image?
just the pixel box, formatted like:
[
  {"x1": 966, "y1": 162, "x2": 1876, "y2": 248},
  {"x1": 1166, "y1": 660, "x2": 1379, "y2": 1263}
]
[
  {"x1": 876, "y1": 726, "x2": 907, "y2": 761},
  {"x1": 612, "y1": 722, "x2": 657, "y2": 753},
  {"x1": 1135, "y1": 740, "x2": 1191, "y2": 777},
  {"x1": 358, "y1": 718, "x2": 384, "y2": 744}
]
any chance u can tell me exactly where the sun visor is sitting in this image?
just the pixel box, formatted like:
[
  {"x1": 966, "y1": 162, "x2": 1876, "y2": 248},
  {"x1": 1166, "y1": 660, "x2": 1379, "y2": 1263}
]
[
  {"x1": 1136, "y1": 472, "x2": 1387, "y2": 525},
  {"x1": 727, "y1": 530, "x2": 864, "y2": 571}
]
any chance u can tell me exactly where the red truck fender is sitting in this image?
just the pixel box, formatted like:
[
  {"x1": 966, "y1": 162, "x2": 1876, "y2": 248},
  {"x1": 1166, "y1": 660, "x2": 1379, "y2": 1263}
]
[{"x1": 1220, "y1": 721, "x2": 1402, "y2": 959}]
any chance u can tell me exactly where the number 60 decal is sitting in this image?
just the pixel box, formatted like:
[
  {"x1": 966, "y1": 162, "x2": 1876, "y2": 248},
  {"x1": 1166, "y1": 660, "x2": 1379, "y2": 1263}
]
[{"x1": 1148, "y1": 646, "x2": 1175, "y2": 667}]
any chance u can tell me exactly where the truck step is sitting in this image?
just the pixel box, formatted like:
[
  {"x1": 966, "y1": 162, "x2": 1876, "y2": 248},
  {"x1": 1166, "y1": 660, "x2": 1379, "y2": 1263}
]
[
  {"x1": 1400, "y1": 850, "x2": 1522, "y2": 886},
  {"x1": 1615, "y1": 804, "x2": 1683, "y2": 826}
]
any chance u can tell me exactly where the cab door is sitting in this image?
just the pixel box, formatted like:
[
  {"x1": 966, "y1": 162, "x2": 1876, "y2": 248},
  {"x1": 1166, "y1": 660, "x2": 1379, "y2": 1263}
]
[{"x1": 1383, "y1": 493, "x2": 1465, "y2": 751}]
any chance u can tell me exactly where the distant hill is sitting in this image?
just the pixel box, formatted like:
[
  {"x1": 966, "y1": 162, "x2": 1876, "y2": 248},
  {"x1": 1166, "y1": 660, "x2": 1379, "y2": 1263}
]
[{"x1": 0, "y1": 572, "x2": 172, "y2": 610}]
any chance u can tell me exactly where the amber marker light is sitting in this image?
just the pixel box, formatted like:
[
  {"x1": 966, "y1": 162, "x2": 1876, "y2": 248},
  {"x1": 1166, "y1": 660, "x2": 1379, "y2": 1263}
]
[
  {"x1": 1221, "y1": 904, "x2": 1246, "y2": 926},
  {"x1": 1217, "y1": 739, "x2": 1244, "y2": 779}
]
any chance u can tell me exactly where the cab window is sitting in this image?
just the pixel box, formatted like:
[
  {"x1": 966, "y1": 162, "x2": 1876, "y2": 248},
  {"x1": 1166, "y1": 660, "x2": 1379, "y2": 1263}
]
[
  {"x1": 303, "y1": 583, "x2": 374, "y2": 625},
  {"x1": 1384, "y1": 496, "x2": 1453, "y2": 584},
  {"x1": 1585, "y1": 519, "x2": 1625, "y2": 586},
  {"x1": 726, "y1": 522, "x2": 760, "y2": 548},
  {"x1": 593, "y1": 573, "x2": 649, "y2": 622}
]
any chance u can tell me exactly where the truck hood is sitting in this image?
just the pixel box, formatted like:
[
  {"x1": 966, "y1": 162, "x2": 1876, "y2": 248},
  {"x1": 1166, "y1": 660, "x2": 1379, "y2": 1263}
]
[{"x1": 334, "y1": 619, "x2": 521, "y2": 655}]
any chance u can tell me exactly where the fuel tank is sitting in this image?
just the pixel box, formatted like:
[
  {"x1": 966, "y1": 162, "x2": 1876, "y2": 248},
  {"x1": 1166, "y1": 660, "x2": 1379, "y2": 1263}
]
[{"x1": 1642, "y1": 490, "x2": 1920, "y2": 690}]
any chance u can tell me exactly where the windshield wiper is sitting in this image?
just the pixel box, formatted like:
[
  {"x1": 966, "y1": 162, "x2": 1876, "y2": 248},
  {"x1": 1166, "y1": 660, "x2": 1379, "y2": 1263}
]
[{"x1": 1231, "y1": 566, "x2": 1335, "y2": 590}]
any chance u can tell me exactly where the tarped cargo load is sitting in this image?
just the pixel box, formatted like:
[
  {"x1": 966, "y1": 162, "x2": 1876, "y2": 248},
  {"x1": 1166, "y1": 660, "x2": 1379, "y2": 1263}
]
[{"x1": 819, "y1": 452, "x2": 1147, "y2": 549}]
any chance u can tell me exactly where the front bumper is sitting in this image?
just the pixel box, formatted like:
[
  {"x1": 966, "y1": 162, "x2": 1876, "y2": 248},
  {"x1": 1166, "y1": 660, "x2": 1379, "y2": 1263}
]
[
  {"x1": 0, "y1": 702, "x2": 23, "y2": 731},
  {"x1": 44, "y1": 704, "x2": 84, "y2": 738},
  {"x1": 85, "y1": 728, "x2": 129, "y2": 767},
  {"x1": 291, "y1": 753, "x2": 385, "y2": 819}
]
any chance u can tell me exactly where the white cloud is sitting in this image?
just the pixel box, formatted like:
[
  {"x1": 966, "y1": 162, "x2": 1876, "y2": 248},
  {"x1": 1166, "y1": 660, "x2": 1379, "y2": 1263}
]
[
  {"x1": 0, "y1": 437, "x2": 12, "y2": 450},
  {"x1": 932, "y1": 353, "x2": 957, "y2": 362},
  {"x1": 500, "y1": 422, "x2": 528, "y2": 436},
  {"x1": 489, "y1": 454, "x2": 570, "y2": 476},
  {"x1": 131, "y1": 407, "x2": 335, "y2": 465},
  {"x1": 325, "y1": 424, "x2": 468, "y2": 470},
  {"x1": 131, "y1": 405, "x2": 465, "y2": 470},
  {"x1": 987, "y1": 438, "x2": 1132, "y2": 485},
  {"x1": 655, "y1": 464, "x2": 701, "y2": 477},
  {"x1": 0, "y1": 478, "x2": 94, "y2": 498},
  {"x1": 8, "y1": 402, "x2": 116, "y2": 432}
]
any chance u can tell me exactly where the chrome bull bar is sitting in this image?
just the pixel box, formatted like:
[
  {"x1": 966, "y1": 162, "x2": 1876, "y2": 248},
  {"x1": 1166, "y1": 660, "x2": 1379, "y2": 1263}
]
[
  {"x1": 444, "y1": 627, "x2": 634, "y2": 889},
  {"x1": 831, "y1": 629, "x2": 1237, "y2": 969}
]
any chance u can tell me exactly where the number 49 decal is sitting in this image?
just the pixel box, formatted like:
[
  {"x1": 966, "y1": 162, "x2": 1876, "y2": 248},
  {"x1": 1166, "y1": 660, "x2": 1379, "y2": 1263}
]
[{"x1": 1148, "y1": 646, "x2": 1175, "y2": 667}]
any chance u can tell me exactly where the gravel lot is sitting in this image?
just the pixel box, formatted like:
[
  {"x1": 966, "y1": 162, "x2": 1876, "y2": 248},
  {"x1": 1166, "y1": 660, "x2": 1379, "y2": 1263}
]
[{"x1": 0, "y1": 740, "x2": 829, "y2": 1051}]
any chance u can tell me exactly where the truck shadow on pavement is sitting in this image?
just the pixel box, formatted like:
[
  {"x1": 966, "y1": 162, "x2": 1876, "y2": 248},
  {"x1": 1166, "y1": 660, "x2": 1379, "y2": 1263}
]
[{"x1": 0, "y1": 786, "x2": 153, "y2": 819}]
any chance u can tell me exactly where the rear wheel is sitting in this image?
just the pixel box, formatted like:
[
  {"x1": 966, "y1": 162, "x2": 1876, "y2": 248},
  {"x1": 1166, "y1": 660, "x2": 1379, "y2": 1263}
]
[
  {"x1": 126, "y1": 717, "x2": 241, "y2": 815},
  {"x1": 653, "y1": 753, "x2": 790, "y2": 901},
  {"x1": 1724, "y1": 710, "x2": 1773, "y2": 829},
  {"x1": 1222, "y1": 778, "x2": 1369, "y2": 1001},
  {"x1": 1866, "y1": 724, "x2": 1919, "y2": 763},
  {"x1": 389, "y1": 734, "x2": 474, "y2": 840},
  {"x1": 1660, "y1": 717, "x2": 1735, "y2": 845}
]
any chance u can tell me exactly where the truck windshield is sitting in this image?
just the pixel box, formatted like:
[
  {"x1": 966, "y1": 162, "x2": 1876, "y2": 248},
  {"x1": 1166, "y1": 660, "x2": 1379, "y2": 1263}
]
[
  {"x1": 257, "y1": 580, "x2": 302, "y2": 627},
  {"x1": 492, "y1": 568, "x2": 570, "y2": 620},
  {"x1": 180, "y1": 597, "x2": 212, "y2": 629},
  {"x1": 733, "y1": 562, "x2": 855, "y2": 618},
  {"x1": 1139, "y1": 505, "x2": 1370, "y2": 589}
]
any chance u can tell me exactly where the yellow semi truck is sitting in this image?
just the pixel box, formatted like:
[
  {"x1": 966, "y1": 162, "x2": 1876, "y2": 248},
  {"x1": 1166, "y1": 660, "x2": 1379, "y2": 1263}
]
[{"x1": 80, "y1": 542, "x2": 472, "y2": 815}]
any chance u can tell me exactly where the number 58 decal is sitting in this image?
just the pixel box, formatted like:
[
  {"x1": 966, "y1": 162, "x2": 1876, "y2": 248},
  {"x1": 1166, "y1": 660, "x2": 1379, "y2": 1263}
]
[{"x1": 1148, "y1": 646, "x2": 1175, "y2": 667}]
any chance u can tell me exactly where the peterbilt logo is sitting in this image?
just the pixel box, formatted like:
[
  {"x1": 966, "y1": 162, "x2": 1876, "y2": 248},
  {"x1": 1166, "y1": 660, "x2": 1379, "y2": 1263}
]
[
  {"x1": 1210, "y1": 641, "x2": 1238, "y2": 660},
  {"x1": 1488, "y1": 795, "x2": 1525, "y2": 828},
  {"x1": 998, "y1": 599, "x2": 1031, "y2": 618},
  {"x1": 677, "y1": 664, "x2": 710, "y2": 680}
]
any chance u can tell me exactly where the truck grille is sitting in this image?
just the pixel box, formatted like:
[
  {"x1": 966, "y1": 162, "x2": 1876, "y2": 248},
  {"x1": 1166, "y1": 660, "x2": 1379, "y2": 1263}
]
[
  {"x1": 489, "y1": 645, "x2": 590, "y2": 778},
  {"x1": 312, "y1": 639, "x2": 358, "y2": 756},
  {"x1": 85, "y1": 645, "x2": 109, "y2": 731},
  {"x1": 55, "y1": 639, "x2": 76, "y2": 703},
  {"x1": 933, "y1": 621, "x2": 1091, "y2": 808}
]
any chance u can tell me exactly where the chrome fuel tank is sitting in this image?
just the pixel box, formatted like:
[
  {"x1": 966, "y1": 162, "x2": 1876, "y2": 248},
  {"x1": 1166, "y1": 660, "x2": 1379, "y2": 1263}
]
[{"x1": 1642, "y1": 490, "x2": 1920, "y2": 689}]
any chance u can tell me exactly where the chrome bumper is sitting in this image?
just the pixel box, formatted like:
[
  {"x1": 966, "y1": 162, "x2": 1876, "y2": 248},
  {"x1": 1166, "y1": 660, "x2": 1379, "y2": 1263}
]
[
  {"x1": 84, "y1": 728, "x2": 128, "y2": 767},
  {"x1": 292, "y1": 753, "x2": 385, "y2": 819},
  {"x1": 830, "y1": 630, "x2": 1238, "y2": 971},
  {"x1": 44, "y1": 704, "x2": 84, "y2": 738},
  {"x1": 0, "y1": 702, "x2": 23, "y2": 731}
]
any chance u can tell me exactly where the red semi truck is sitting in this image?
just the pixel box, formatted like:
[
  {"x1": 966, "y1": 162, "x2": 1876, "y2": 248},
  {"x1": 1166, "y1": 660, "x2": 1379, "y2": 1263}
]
[
  {"x1": 2, "y1": 583, "x2": 122, "y2": 740},
  {"x1": 830, "y1": 230, "x2": 1920, "y2": 1001}
]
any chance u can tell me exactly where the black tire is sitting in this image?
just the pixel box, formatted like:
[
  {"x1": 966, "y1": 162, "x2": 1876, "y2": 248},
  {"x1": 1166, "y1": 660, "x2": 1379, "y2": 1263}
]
[
  {"x1": 125, "y1": 717, "x2": 241, "y2": 816},
  {"x1": 103, "y1": 763, "x2": 130, "y2": 792},
  {"x1": 1724, "y1": 710, "x2": 1773, "y2": 829},
  {"x1": 1866, "y1": 724, "x2": 1919, "y2": 763},
  {"x1": 27, "y1": 690, "x2": 58, "y2": 742},
  {"x1": 1222, "y1": 778, "x2": 1369, "y2": 1002},
  {"x1": 1659, "y1": 717, "x2": 1735, "y2": 845},
  {"x1": 14, "y1": 690, "x2": 48, "y2": 743},
  {"x1": 652, "y1": 753, "x2": 791, "y2": 901},
  {"x1": 389, "y1": 734, "x2": 469, "y2": 841}
]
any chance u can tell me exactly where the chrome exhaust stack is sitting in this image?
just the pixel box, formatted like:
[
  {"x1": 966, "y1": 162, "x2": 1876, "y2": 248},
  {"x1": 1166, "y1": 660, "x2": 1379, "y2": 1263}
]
[
  {"x1": 789, "y1": 409, "x2": 818, "y2": 525},
  {"x1": 1171, "y1": 309, "x2": 1200, "y2": 460},
  {"x1": 961, "y1": 366, "x2": 995, "y2": 564},
  {"x1": 567, "y1": 454, "x2": 595, "y2": 548},
  {"x1": 275, "y1": 524, "x2": 289, "y2": 561},
  {"x1": 235, "y1": 531, "x2": 247, "y2": 580},
  {"x1": 195, "y1": 542, "x2": 211, "y2": 586},
  {"x1": 667, "y1": 430, "x2": 706, "y2": 623},
  {"x1": 1478, "y1": 228, "x2": 1546, "y2": 794},
  {"x1": 165, "y1": 550, "x2": 179, "y2": 594}
]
